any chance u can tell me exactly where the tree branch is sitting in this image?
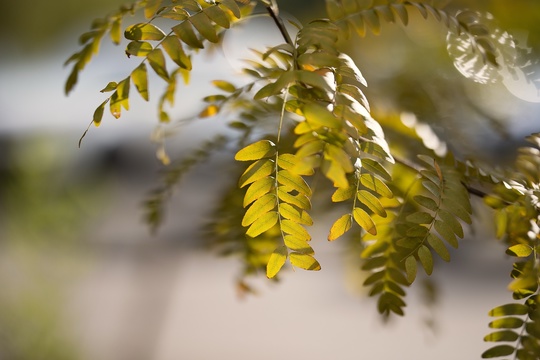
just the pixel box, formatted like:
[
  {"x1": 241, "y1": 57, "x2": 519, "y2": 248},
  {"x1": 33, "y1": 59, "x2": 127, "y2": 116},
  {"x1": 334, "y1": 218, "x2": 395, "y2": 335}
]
[{"x1": 264, "y1": 0, "x2": 294, "y2": 47}]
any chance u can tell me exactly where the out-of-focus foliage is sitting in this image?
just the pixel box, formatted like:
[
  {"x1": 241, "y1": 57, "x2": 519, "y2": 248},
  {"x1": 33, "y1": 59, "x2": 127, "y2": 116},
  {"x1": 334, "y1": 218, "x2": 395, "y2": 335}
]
[{"x1": 64, "y1": 0, "x2": 540, "y2": 358}]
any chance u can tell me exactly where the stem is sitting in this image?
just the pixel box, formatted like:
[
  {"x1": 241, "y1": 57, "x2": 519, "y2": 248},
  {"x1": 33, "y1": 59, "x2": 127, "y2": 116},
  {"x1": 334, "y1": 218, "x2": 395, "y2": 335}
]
[{"x1": 264, "y1": 0, "x2": 294, "y2": 46}]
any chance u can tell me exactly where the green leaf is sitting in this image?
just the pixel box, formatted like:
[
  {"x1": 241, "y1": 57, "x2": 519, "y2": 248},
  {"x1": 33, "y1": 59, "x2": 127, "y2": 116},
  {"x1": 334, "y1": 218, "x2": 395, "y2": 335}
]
[
  {"x1": 246, "y1": 211, "x2": 278, "y2": 237},
  {"x1": 203, "y1": 5, "x2": 230, "y2": 28},
  {"x1": 406, "y1": 211, "x2": 433, "y2": 224},
  {"x1": 506, "y1": 244, "x2": 533, "y2": 257},
  {"x1": 484, "y1": 330, "x2": 519, "y2": 342},
  {"x1": 303, "y1": 102, "x2": 341, "y2": 129},
  {"x1": 243, "y1": 177, "x2": 274, "y2": 207},
  {"x1": 405, "y1": 255, "x2": 417, "y2": 284},
  {"x1": 434, "y1": 220, "x2": 458, "y2": 248},
  {"x1": 277, "y1": 170, "x2": 311, "y2": 197},
  {"x1": 161, "y1": 35, "x2": 191, "y2": 69},
  {"x1": 328, "y1": 214, "x2": 353, "y2": 241},
  {"x1": 488, "y1": 303, "x2": 529, "y2": 317},
  {"x1": 131, "y1": 63, "x2": 149, "y2": 101},
  {"x1": 489, "y1": 317, "x2": 525, "y2": 329},
  {"x1": 481, "y1": 345, "x2": 515, "y2": 358},
  {"x1": 235, "y1": 140, "x2": 276, "y2": 161},
  {"x1": 147, "y1": 48, "x2": 169, "y2": 81},
  {"x1": 238, "y1": 159, "x2": 274, "y2": 188},
  {"x1": 442, "y1": 197, "x2": 472, "y2": 224},
  {"x1": 124, "y1": 23, "x2": 166, "y2": 41},
  {"x1": 418, "y1": 245, "x2": 433, "y2": 275},
  {"x1": 289, "y1": 253, "x2": 321, "y2": 271},
  {"x1": 284, "y1": 235, "x2": 314, "y2": 254},
  {"x1": 437, "y1": 209, "x2": 464, "y2": 238},
  {"x1": 357, "y1": 190, "x2": 387, "y2": 217},
  {"x1": 414, "y1": 195, "x2": 438, "y2": 211},
  {"x1": 427, "y1": 234, "x2": 450, "y2": 262},
  {"x1": 266, "y1": 245, "x2": 288, "y2": 279},
  {"x1": 353, "y1": 207, "x2": 377, "y2": 235},
  {"x1": 212, "y1": 80, "x2": 236, "y2": 92},
  {"x1": 242, "y1": 193, "x2": 276, "y2": 226},
  {"x1": 126, "y1": 40, "x2": 153, "y2": 57},
  {"x1": 189, "y1": 12, "x2": 218, "y2": 43},
  {"x1": 172, "y1": 21, "x2": 204, "y2": 49}
]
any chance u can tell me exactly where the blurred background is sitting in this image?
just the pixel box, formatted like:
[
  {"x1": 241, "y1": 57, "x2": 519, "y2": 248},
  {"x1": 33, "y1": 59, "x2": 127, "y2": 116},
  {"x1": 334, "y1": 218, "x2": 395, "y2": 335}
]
[{"x1": 0, "y1": 1, "x2": 539, "y2": 359}]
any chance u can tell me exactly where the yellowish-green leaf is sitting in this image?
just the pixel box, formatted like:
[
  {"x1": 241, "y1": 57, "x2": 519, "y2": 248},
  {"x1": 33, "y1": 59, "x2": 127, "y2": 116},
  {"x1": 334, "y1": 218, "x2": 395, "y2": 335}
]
[
  {"x1": 289, "y1": 253, "x2": 321, "y2": 271},
  {"x1": 110, "y1": 18, "x2": 122, "y2": 45},
  {"x1": 353, "y1": 207, "x2": 377, "y2": 235},
  {"x1": 235, "y1": 140, "x2": 276, "y2": 161},
  {"x1": 488, "y1": 303, "x2": 529, "y2": 317},
  {"x1": 495, "y1": 209, "x2": 507, "y2": 239},
  {"x1": 322, "y1": 158, "x2": 349, "y2": 189},
  {"x1": 246, "y1": 211, "x2": 278, "y2": 237},
  {"x1": 266, "y1": 245, "x2": 288, "y2": 279},
  {"x1": 281, "y1": 219, "x2": 311, "y2": 241},
  {"x1": 277, "y1": 187, "x2": 311, "y2": 210},
  {"x1": 147, "y1": 48, "x2": 169, "y2": 81},
  {"x1": 328, "y1": 214, "x2": 353, "y2": 241},
  {"x1": 239, "y1": 159, "x2": 274, "y2": 188},
  {"x1": 126, "y1": 40, "x2": 153, "y2": 57},
  {"x1": 360, "y1": 173, "x2": 393, "y2": 198},
  {"x1": 189, "y1": 12, "x2": 218, "y2": 43},
  {"x1": 303, "y1": 102, "x2": 341, "y2": 129},
  {"x1": 144, "y1": 0, "x2": 162, "y2": 18},
  {"x1": 483, "y1": 330, "x2": 519, "y2": 342},
  {"x1": 295, "y1": 70, "x2": 334, "y2": 94},
  {"x1": 131, "y1": 63, "x2": 149, "y2": 101},
  {"x1": 331, "y1": 185, "x2": 356, "y2": 202},
  {"x1": 161, "y1": 35, "x2": 191, "y2": 69},
  {"x1": 481, "y1": 345, "x2": 515, "y2": 358},
  {"x1": 506, "y1": 244, "x2": 533, "y2": 257},
  {"x1": 489, "y1": 317, "x2": 524, "y2": 329},
  {"x1": 418, "y1": 245, "x2": 433, "y2": 275},
  {"x1": 172, "y1": 21, "x2": 204, "y2": 49},
  {"x1": 92, "y1": 98, "x2": 109, "y2": 127},
  {"x1": 242, "y1": 193, "x2": 276, "y2": 226},
  {"x1": 358, "y1": 190, "x2": 386, "y2": 217},
  {"x1": 244, "y1": 177, "x2": 274, "y2": 207},
  {"x1": 284, "y1": 235, "x2": 313, "y2": 254},
  {"x1": 212, "y1": 80, "x2": 236, "y2": 92},
  {"x1": 324, "y1": 144, "x2": 353, "y2": 173},
  {"x1": 219, "y1": 0, "x2": 241, "y2": 18},
  {"x1": 109, "y1": 77, "x2": 130, "y2": 118},
  {"x1": 100, "y1": 81, "x2": 118, "y2": 93},
  {"x1": 124, "y1": 23, "x2": 166, "y2": 41},
  {"x1": 203, "y1": 5, "x2": 230, "y2": 28},
  {"x1": 277, "y1": 170, "x2": 311, "y2": 196},
  {"x1": 405, "y1": 255, "x2": 417, "y2": 284}
]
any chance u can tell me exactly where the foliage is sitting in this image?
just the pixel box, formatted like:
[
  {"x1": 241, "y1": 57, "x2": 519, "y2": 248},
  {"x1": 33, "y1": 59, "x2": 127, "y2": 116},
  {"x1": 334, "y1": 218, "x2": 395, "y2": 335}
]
[{"x1": 65, "y1": 0, "x2": 540, "y2": 357}]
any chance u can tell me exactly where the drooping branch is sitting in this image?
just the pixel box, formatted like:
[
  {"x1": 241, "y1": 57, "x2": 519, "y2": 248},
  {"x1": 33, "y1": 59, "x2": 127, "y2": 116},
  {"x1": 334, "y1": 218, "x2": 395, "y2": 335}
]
[{"x1": 263, "y1": 0, "x2": 294, "y2": 46}]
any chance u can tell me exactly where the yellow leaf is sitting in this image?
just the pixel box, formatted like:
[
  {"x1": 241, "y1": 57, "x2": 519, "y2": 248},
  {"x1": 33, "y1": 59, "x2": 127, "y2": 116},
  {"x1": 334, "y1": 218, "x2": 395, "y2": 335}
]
[
  {"x1": 199, "y1": 104, "x2": 220, "y2": 118},
  {"x1": 328, "y1": 214, "x2": 353, "y2": 241},
  {"x1": 278, "y1": 203, "x2": 313, "y2": 225},
  {"x1": 235, "y1": 140, "x2": 276, "y2": 161},
  {"x1": 277, "y1": 170, "x2": 311, "y2": 196},
  {"x1": 246, "y1": 211, "x2": 278, "y2": 237},
  {"x1": 161, "y1": 35, "x2": 191, "y2": 69},
  {"x1": 131, "y1": 63, "x2": 149, "y2": 101},
  {"x1": 189, "y1": 12, "x2": 218, "y2": 43},
  {"x1": 358, "y1": 190, "x2": 386, "y2": 217},
  {"x1": 289, "y1": 253, "x2": 321, "y2": 271},
  {"x1": 238, "y1": 159, "x2": 274, "y2": 188},
  {"x1": 283, "y1": 235, "x2": 313, "y2": 254},
  {"x1": 212, "y1": 80, "x2": 236, "y2": 92},
  {"x1": 243, "y1": 177, "x2": 274, "y2": 207},
  {"x1": 281, "y1": 219, "x2": 311, "y2": 241},
  {"x1": 242, "y1": 193, "x2": 276, "y2": 226},
  {"x1": 203, "y1": 5, "x2": 230, "y2": 28},
  {"x1": 147, "y1": 48, "x2": 169, "y2": 81},
  {"x1": 266, "y1": 246, "x2": 288, "y2": 279},
  {"x1": 303, "y1": 102, "x2": 341, "y2": 129},
  {"x1": 172, "y1": 21, "x2": 204, "y2": 49},
  {"x1": 126, "y1": 40, "x2": 153, "y2": 57},
  {"x1": 353, "y1": 207, "x2": 377, "y2": 235}
]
